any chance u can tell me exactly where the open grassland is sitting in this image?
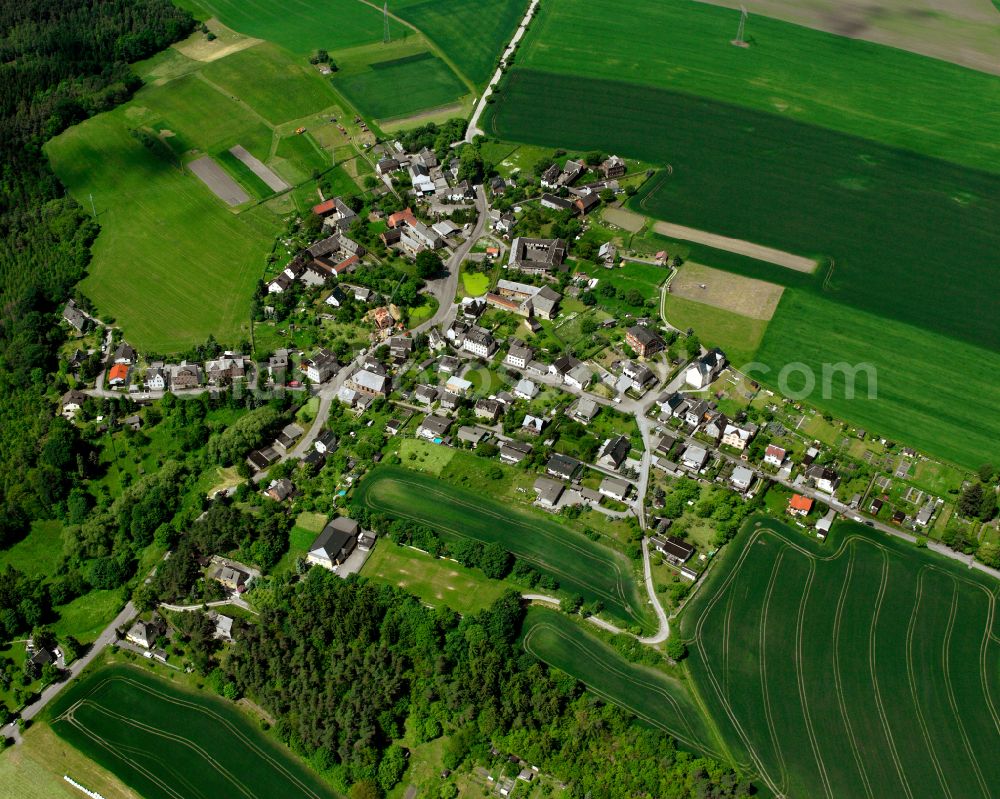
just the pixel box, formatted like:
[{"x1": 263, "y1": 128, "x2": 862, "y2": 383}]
[
  {"x1": 353, "y1": 467, "x2": 652, "y2": 631},
  {"x1": 700, "y1": 0, "x2": 1000, "y2": 76},
  {"x1": 335, "y1": 50, "x2": 469, "y2": 121},
  {"x1": 47, "y1": 664, "x2": 337, "y2": 799},
  {"x1": 0, "y1": 520, "x2": 64, "y2": 577},
  {"x1": 489, "y1": 70, "x2": 1000, "y2": 356},
  {"x1": 662, "y1": 295, "x2": 767, "y2": 371},
  {"x1": 679, "y1": 517, "x2": 1000, "y2": 798},
  {"x1": 670, "y1": 263, "x2": 783, "y2": 320},
  {"x1": 521, "y1": 608, "x2": 727, "y2": 761},
  {"x1": 361, "y1": 540, "x2": 513, "y2": 614},
  {"x1": 574, "y1": 260, "x2": 667, "y2": 302},
  {"x1": 508, "y1": 0, "x2": 1000, "y2": 173},
  {"x1": 200, "y1": 42, "x2": 338, "y2": 124},
  {"x1": 755, "y1": 291, "x2": 1000, "y2": 467},
  {"x1": 189, "y1": 0, "x2": 406, "y2": 53},
  {"x1": 390, "y1": 0, "x2": 528, "y2": 86}
]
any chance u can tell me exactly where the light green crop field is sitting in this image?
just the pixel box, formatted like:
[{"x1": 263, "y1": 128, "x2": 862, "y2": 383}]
[
  {"x1": 273, "y1": 133, "x2": 329, "y2": 185},
  {"x1": 200, "y1": 43, "x2": 338, "y2": 125},
  {"x1": 335, "y1": 50, "x2": 469, "y2": 121},
  {"x1": 520, "y1": 608, "x2": 726, "y2": 760},
  {"x1": 47, "y1": 664, "x2": 338, "y2": 799},
  {"x1": 361, "y1": 540, "x2": 513, "y2": 614},
  {"x1": 190, "y1": 0, "x2": 407, "y2": 54},
  {"x1": 390, "y1": 0, "x2": 528, "y2": 86},
  {"x1": 755, "y1": 291, "x2": 1000, "y2": 467},
  {"x1": 677, "y1": 517, "x2": 1000, "y2": 798},
  {"x1": 353, "y1": 466, "x2": 652, "y2": 631},
  {"x1": 509, "y1": 0, "x2": 1000, "y2": 173},
  {"x1": 661, "y1": 294, "x2": 767, "y2": 370}
]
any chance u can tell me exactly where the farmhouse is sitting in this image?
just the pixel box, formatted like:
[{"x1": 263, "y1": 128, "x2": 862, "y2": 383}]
[
  {"x1": 573, "y1": 192, "x2": 600, "y2": 216},
  {"x1": 600, "y1": 155, "x2": 627, "y2": 179},
  {"x1": 541, "y1": 193, "x2": 574, "y2": 212},
  {"x1": 599, "y1": 476, "x2": 633, "y2": 502},
  {"x1": 307, "y1": 517, "x2": 360, "y2": 570},
  {"x1": 652, "y1": 535, "x2": 694, "y2": 566},
  {"x1": 507, "y1": 237, "x2": 567, "y2": 275},
  {"x1": 625, "y1": 326, "x2": 665, "y2": 358},
  {"x1": 540, "y1": 163, "x2": 562, "y2": 189}
]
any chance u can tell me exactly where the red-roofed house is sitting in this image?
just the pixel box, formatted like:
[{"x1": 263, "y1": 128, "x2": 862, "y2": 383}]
[
  {"x1": 764, "y1": 444, "x2": 787, "y2": 467},
  {"x1": 312, "y1": 199, "x2": 337, "y2": 216},
  {"x1": 387, "y1": 208, "x2": 417, "y2": 229},
  {"x1": 108, "y1": 363, "x2": 129, "y2": 387},
  {"x1": 333, "y1": 255, "x2": 359, "y2": 275},
  {"x1": 788, "y1": 494, "x2": 814, "y2": 517}
]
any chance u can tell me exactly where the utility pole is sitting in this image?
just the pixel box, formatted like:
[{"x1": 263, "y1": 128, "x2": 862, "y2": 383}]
[{"x1": 732, "y1": 6, "x2": 749, "y2": 47}]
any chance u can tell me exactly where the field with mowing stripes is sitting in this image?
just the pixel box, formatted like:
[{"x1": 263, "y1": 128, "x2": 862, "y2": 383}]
[
  {"x1": 679, "y1": 518, "x2": 1000, "y2": 797},
  {"x1": 352, "y1": 467, "x2": 652, "y2": 631},
  {"x1": 47, "y1": 665, "x2": 337, "y2": 799}
]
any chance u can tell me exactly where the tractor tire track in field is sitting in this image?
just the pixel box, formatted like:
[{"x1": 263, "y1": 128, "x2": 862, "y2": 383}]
[
  {"x1": 794, "y1": 559, "x2": 833, "y2": 799},
  {"x1": 867, "y1": 554, "x2": 914, "y2": 799},
  {"x1": 940, "y1": 582, "x2": 991, "y2": 798},
  {"x1": 757, "y1": 548, "x2": 790, "y2": 797},
  {"x1": 904, "y1": 570, "x2": 952, "y2": 799},
  {"x1": 832, "y1": 545, "x2": 875, "y2": 799},
  {"x1": 521, "y1": 621, "x2": 718, "y2": 756}
]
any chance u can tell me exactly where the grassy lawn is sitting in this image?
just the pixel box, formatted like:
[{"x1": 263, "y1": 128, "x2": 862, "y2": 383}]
[
  {"x1": 460, "y1": 270, "x2": 490, "y2": 297},
  {"x1": 520, "y1": 608, "x2": 718, "y2": 757},
  {"x1": 334, "y1": 48, "x2": 469, "y2": 121},
  {"x1": 45, "y1": 663, "x2": 338, "y2": 799},
  {"x1": 390, "y1": 0, "x2": 528, "y2": 87},
  {"x1": 361, "y1": 541, "x2": 513, "y2": 615},
  {"x1": 407, "y1": 294, "x2": 438, "y2": 326},
  {"x1": 273, "y1": 513, "x2": 326, "y2": 575},
  {"x1": 353, "y1": 466, "x2": 653, "y2": 632},
  {"x1": 189, "y1": 0, "x2": 406, "y2": 53},
  {"x1": 50, "y1": 590, "x2": 125, "y2": 643},
  {"x1": 399, "y1": 438, "x2": 455, "y2": 476},
  {"x1": 678, "y1": 516, "x2": 1000, "y2": 798},
  {"x1": 662, "y1": 294, "x2": 767, "y2": 369},
  {"x1": 0, "y1": 520, "x2": 64, "y2": 578}
]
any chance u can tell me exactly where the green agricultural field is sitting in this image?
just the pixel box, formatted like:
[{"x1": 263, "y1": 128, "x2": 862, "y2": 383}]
[
  {"x1": 200, "y1": 43, "x2": 338, "y2": 125},
  {"x1": 47, "y1": 664, "x2": 338, "y2": 799},
  {"x1": 678, "y1": 517, "x2": 1000, "y2": 798},
  {"x1": 662, "y1": 294, "x2": 767, "y2": 370},
  {"x1": 335, "y1": 50, "x2": 469, "y2": 121},
  {"x1": 508, "y1": 0, "x2": 1000, "y2": 173},
  {"x1": 390, "y1": 0, "x2": 528, "y2": 86},
  {"x1": 216, "y1": 149, "x2": 273, "y2": 199},
  {"x1": 353, "y1": 467, "x2": 652, "y2": 631},
  {"x1": 274, "y1": 133, "x2": 330, "y2": 185},
  {"x1": 520, "y1": 608, "x2": 725, "y2": 761},
  {"x1": 755, "y1": 290, "x2": 1000, "y2": 467},
  {"x1": 189, "y1": 0, "x2": 406, "y2": 54},
  {"x1": 362, "y1": 540, "x2": 513, "y2": 614}
]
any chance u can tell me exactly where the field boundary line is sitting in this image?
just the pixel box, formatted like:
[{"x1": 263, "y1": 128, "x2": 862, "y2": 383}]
[
  {"x1": 940, "y1": 582, "x2": 991, "y2": 798},
  {"x1": 904, "y1": 569, "x2": 952, "y2": 799},
  {"x1": 867, "y1": 554, "x2": 914, "y2": 799},
  {"x1": 831, "y1": 545, "x2": 875, "y2": 799},
  {"x1": 794, "y1": 559, "x2": 833, "y2": 799},
  {"x1": 758, "y1": 549, "x2": 790, "y2": 795}
]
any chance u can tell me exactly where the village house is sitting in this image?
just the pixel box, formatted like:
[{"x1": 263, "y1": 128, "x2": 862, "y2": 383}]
[
  {"x1": 600, "y1": 155, "x2": 627, "y2": 179},
  {"x1": 702, "y1": 414, "x2": 729, "y2": 443},
  {"x1": 123, "y1": 414, "x2": 142, "y2": 431},
  {"x1": 533, "y1": 477, "x2": 565, "y2": 508},
  {"x1": 146, "y1": 364, "x2": 167, "y2": 391},
  {"x1": 169, "y1": 361, "x2": 200, "y2": 389},
  {"x1": 213, "y1": 563, "x2": 250, "y2": 593},
  {"x1": 324, "y1": 285, "x2": 348, "y2": 308},
  {"x1": 685, "y1": 349, "x2": 727, "y2": 389},
  {"x1": 445, "y1": 374, "x2": 473, "y2": 395},
  {"x1": 274, "y1": 422, "x2": 304, "y2": 453},
  {"x1": 806, "y1": 465, "x2": 840, "y2": 493},
  {"x1": 60, "y1": 389, "x2": 89, "y2": 420},
  {"x1": 514, "y1": 378, "x2": 538, "y2": 400},
  {"x1": 475, "y1": 398, "x2": 502, "y2": 422},
  {"x1": 505, "y1": 341, "x2": 534, "y2": 369},
  {"x1": 346, "y1": 367, "x2": 388, "y2": 397},
  {"x1": 62, "y1": 300, "x2": 90, "y2": 334},
  {"x1": 522, "y1": 414, "x2": 545, "y2": 436},
  {"x1": 570, "y1": 396, "x2": 600, "y2": 425},
  {"x1": 540, "y1": 163, "x2": 562, "y2": 189},
  {"x1": 304, "y1": 348, "x2": 339, "y2": 383},
  {"x1": 307, "y1": 517, "x2": 360, "y2": 570},
  {"x1": 597, "y1": 435, "x2": 631, "y2": 470},
  {"x1": 125, "y1": 616, "x2": 166, "y2": 650},
  {"x1": 652, "y1": 535, "x2": 695, "y2": 566},
  {"x1": 788, "y1": 494, "x2": 814, "y2": 517},
  {"x1": 268, "y1": 273, "x2": 292, "y2": 293},
  {"x1": 541, "y1": 193, "x2": 574, "y2": 212},
  {"x1": 764, "y1": 444, "x2": 787, "y2": 467},
  {"x1": 265, "y1": 477, "x2": 294, "y2": 502},
  {"x1": 599, "y1": 476, "x2": 633, "y2": 502},
  {"x1": 414, "y1": 384, "x2": 439, "y2": 406},
  {"x1": 439, "y1": 391, "x2": 461, "y2": 411},
  {"x1": 205, "y1": 354, "x2": 246, "y2": 387},
  {"x1": 418, "y1": 414, "x2": 453, "y2": 441},
  {"x1": 313, "y1": 431, "x2": 337, "y2": 455},
  {"x1": 107, "y1": 362, "x2": 129, "y2": 388},
  {"x1": 621, "y1": 360, "x2": 656, "y2": 392},
  {"x1": 462, "y1": 326, "x2": 496, "y2": 358},
  {"x1": 245, "y1": 446, "x2": 279, "y2": 472},
  {"x1": 500, "y1": 440, "x2": 532, "y2": 465},
  {"x1": 564, "y1": 362, "x2": 593, "y2": 390},
  {"x1": 730, "y1": 465, "x2": 755, "y2": 492},
  {"x1": 816, "y1": 508, "x2": 837, "y2": 539},
  {"x1": 546, "y1": 453, "x2": 581, "y2": 481},
  {"x1": 113, "y1": 342, "x2": 136, "y2": 364},
  {"x1": 684, "y1": 399, "x2": 715, "y2": 429},
  {"x1": 722, "y1": 422, "x2": 757, "y2": 452},
  {"x1": 625, "y1": 325, "x2": 665, "y2": 358},
  {"x1": 573, "y1": 192, "x2": 600, "y2": 216},
  {"x1": 681, "y1": 444, "x2": 709, "y2": 472}
]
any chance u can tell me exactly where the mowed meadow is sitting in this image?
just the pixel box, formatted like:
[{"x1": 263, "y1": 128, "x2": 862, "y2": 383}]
[
  {"x1": 486, "y1": 0, "x2": 1000, "y2": 466},
  {"x1": 678, "y1": 518, "x2": 1000, "y2": 798},
  {"x1": 47, "y1": 664, "x2": 337, "y2": 799}
]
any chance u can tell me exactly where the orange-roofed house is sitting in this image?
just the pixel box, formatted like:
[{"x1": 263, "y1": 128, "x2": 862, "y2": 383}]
[
  {"x1": 108, "y1": 363, "x2": 129, "y2": 387},
  {"x1": 788, "y1": 494, "x2": 814, "y2": 517},
  {"x1": 312, "y1": 199, "x2": 337, "y2": 216},
  {"x1": 387, "y1": 208, "x2": 417, "y2": 229}
]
